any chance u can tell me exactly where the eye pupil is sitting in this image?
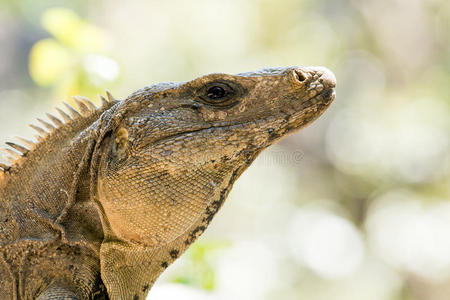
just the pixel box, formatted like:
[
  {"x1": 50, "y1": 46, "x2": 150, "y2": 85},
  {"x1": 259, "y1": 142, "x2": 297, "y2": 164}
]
[{"x1": 207, "y1": 86, "x2": 226, "y2": 99}]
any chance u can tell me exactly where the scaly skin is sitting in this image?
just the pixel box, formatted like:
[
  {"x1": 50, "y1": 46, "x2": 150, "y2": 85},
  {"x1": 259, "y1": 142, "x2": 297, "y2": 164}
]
[{"x1": 0, "y1": 66, "x2": 335, "y2": 299}]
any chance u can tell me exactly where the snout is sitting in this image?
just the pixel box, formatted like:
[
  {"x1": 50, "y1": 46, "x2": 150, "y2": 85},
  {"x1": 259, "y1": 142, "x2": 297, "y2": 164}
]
[{"x1": 290, "y1": 66, "x2": 336, "y2": 100}]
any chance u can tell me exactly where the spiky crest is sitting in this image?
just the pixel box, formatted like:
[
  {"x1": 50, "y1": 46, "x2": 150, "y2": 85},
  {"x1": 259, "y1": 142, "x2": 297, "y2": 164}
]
[{"x1": 0, "y1": 92, "x2": 118, "y2": 177}]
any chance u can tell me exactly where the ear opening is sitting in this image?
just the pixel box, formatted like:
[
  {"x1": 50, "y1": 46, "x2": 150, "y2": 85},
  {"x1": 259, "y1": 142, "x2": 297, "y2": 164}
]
[{"x1": 112, "y1": 127, "x2": 129, "y2": 159}]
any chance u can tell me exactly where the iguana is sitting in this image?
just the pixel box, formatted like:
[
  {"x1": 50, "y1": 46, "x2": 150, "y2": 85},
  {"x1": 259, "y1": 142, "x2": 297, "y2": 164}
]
[{"x1": 0, "y1": 66, "x2": 335, "y2": 299}]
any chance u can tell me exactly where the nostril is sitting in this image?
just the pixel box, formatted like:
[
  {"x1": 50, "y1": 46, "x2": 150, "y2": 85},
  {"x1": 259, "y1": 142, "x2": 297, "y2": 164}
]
[{"x1": 294, "y1": 70, "x2": 306, "y2": 82}]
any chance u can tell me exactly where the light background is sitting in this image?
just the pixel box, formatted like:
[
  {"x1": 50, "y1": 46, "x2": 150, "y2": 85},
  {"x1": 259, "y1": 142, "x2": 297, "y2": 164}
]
[{"x1": 0, "y1": 0, "x2": 449, "y2": 299}]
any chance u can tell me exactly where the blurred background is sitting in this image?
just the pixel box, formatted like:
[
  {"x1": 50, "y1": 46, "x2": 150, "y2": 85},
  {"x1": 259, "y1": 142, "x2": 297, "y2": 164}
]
[{"x1": 0, "y1": 0, "x2": 449, "y2": 299}]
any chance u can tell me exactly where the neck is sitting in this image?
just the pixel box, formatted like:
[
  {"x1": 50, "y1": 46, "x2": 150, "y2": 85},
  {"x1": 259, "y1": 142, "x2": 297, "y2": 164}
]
[{"x1": 0, "y1": 98, "x2": 117, "y2": 251}]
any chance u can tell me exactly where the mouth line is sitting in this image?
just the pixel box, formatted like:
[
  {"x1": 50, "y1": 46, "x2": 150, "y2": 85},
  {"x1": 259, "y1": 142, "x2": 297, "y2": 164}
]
[
  {"x1": 139, "y1": 88, "x2": 335, "y2": 151},
  {"x1": 296, "y1": 89, "x2": 334, "y2": 116},
  {"x1": 303, "y1": 87, "x2": 335, "y2": 106},
  {"x1": 267, "y1": 87, "x2": 335, "y2": 141}
]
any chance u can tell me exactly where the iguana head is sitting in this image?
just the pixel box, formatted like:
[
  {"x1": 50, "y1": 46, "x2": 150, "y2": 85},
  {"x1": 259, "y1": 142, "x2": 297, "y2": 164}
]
[{"x1": 97, "y1": 66, "x2": 335, "y2": 247}]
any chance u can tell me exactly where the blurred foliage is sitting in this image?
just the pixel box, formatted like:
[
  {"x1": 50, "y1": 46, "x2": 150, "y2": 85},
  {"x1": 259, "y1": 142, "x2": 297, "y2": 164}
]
[
  {"x1": 29, "y1": 7, "x2": 119, "y2": 102},
  {"x1": 170, "y1": 240, "x2": 231, "y2": 291},
  {"x1": 0, "y1": 0, "x2": 449, "y2": 300}
]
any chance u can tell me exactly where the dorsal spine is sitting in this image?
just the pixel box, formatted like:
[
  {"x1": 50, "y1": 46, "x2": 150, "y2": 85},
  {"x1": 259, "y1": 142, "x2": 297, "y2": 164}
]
[{"x1": 0, "y1": 92, "x2": 117, "y2": 175}]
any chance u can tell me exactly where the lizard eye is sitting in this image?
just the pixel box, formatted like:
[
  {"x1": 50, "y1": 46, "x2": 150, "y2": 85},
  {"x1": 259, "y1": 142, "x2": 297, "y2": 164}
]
[
  {"x1": 207, "y1": 86, "x2": 226, "y2": 100},
  {"x1": 198, "y1": 82, "x2": 238, "y2": 107}
]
